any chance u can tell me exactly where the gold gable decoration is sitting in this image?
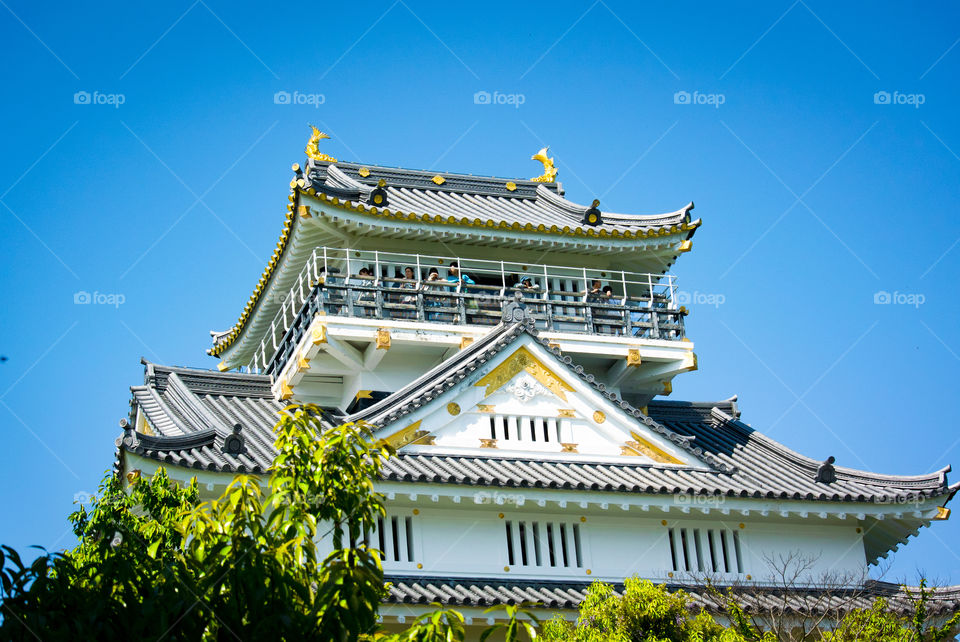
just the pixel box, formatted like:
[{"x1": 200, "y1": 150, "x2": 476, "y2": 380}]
[
  {"x1": 474, "y1": 346, "x2": 574, "y2": 400},
  {"x1": 622, "y1": 431, "x2": 683, "y2": 464}
]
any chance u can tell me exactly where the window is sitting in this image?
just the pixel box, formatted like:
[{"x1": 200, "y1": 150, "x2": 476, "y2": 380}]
[
  {"x1": 504, "y1": 520, "x2": 583, "y2": 569},
  {"x1": 487, "y1": 415, "x2": 561, "y2": 443},
  {"x1": 365, "y1": 513, "x2": 419, "y2": 564},
  {"x1": 668, "y1": 527, "x2": 743, "y2": 574}
]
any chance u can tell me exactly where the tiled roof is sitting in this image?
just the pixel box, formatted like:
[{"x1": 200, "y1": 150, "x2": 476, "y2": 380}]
[
  {"x1": 307, "y1": 161, "x2": 699, "y2": 236},
  {"x1": 119, "y1": 323, "x2": 957, "y2": 505},
  {"x1": 383, "y1": 575, "x2": 960, "y2": 617}
]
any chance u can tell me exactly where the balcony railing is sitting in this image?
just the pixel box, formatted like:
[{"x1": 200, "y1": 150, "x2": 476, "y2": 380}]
[{"x1": 243, "y1": 248, "x2": 686, "y2": 375}]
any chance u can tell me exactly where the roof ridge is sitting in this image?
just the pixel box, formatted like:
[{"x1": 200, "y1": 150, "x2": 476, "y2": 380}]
[{"x1": 710, "y1": 407, "x2": 950, "y2": 489}]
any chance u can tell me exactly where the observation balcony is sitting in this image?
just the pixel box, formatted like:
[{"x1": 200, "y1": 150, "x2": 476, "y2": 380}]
[{"x1": 248, "y1": 248, "x2": 688, "y2": 378}]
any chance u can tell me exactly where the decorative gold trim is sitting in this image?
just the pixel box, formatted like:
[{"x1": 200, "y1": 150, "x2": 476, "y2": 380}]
[
  {"x1": 477, "y1": 404, "x2": 495, "y2": 413},
  {"x1": 280, "y1": 380, "x2": 294, "y2": 400},
  {"x1": 305, "y1": 126, "x2": 337, "y2": 162},
  {"x1": 376, "y1": 328, "x2": 391, "y2": 350},
  {"x1": 935, "y1": 506, "x2": 951, "y2": 520},
  {"x1": 447, "y1": 402, "x2": 461, "y2": 416},
  {"x1": 480, "y1": 438, "x2": 498, "y2": 448},
  {"x1": 312, "y1": 325, "x2": 327, "y2": 345},
  {"x1": 386, "y1": 420, "x2": 424, "y2": 448},
  {"x1": 298, "y1": 205, "x2": 312, "y2": 219},
  {"x1": 358, "y1": 167, "x2": 370, "y2": 178},
  {"x1": 474, "y1": 346, "x2": 574, "y2": 400},
  {"x1": 593, "y1": 410, "x2": 606, "y2": 424},
  {"x1": 560, "y1": 442, "x2": 578, "y2": 453},
  {"x1": 662, "y1": 380, "x2": 673, "y2": 395},
  {"x1": 432, "y1": 175, "x2": 446, "y2": 185},
  {"x1": 639, "y1": 405, "x2": 649, "y2": 416},
  {"x1": 296, "y1": 356, "x2": 310, "y2": 372},
  {"x1": 626, "y1": 349, "x2": 642, "y2": 366},
  {"x1": 678, "y1": 239, "x2": 693, "y2": 253},
  {"x1": 558, "y1": 409, "x2": 575, "y2": 418},
  {"x1": 623, "y1": 431, "x2": 683, "y2": 464},
  {"x1": 217, "y1": 361, "x2": 229, "y2": 372},
  {"x1": 459, "y1": 336, "x2": 474, "y2": 350},
  {"x1": 548, "y1": 342, "x2": 561, "y2": 351},
  {"x1": 505, "y1": 181, "x2": 517, "y2": 191},
  {"x1": 530, "y1": 146, "x2": 558, "y2": 183}
]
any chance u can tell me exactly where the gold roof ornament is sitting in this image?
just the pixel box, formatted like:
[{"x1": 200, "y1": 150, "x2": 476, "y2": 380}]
[
  {"x1": 530, "y1": 146, "x2": 557, "y2": 183},
  {"x1": 305, "y1": 125, "x2": 337, "y2": 162}
]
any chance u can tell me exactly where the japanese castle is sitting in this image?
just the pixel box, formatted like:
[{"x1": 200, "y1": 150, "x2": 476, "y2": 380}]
[{"x1": 114, "y1": 130, "x2": 960, "y2": 633}]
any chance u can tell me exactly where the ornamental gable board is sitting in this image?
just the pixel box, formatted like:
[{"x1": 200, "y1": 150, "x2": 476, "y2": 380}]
[{"x1": 374, "y1": 332, "x2": 703, "y2": 467}]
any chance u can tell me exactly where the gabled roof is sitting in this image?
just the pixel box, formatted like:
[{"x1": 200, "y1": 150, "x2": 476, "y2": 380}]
[
  {"x1": 306, "y1": 160, "x2": 700, "y2": 237},
  {"x1": 120, "y1": 322, "x2": 958, "y2": 508},
  {"x1": 383, "y1": 575, "x2": 960, "y2": 617}
]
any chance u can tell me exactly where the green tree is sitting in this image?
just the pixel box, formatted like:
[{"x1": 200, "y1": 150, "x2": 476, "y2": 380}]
[{"x1": 1, "y1": 405, "x2": 390, "y2": 641}]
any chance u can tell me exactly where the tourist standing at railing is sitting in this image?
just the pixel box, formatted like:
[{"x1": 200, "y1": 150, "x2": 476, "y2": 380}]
[
  {"x1": 446, "y1": 261, "x2": 475, "y2": 286},
  {"x1": 599, "y1": 285, "x2": 623, "y2": 335},
  {"x1": 587, "y1": 279, "x2": 603, "y2": 302},
  {"x1": 424, "y1": 268, "x2": 445, "y2": 320},
  {"x1": 399, "y1": 267, "x2": 417, "y2": 318}
]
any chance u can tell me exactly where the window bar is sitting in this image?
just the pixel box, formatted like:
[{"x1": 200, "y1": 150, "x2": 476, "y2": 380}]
[
  {"x1": 720, "y1": 530, "x2": 730, "y2": 573},
  {"x1": 390, "y1": 516, "x2": 401, "y2": 562},
  {"x1": 733, "y1": 530, "x2": 744, "y2": 574},
  {"x1": 532, "y1": 522, "x2": 542, "y2": 566},
  {"x1": 559, "y1": 523, "x2": 570, "y2": 567},
  {"x1": 405, "y1": 516, "x2": 415, "y2": 563},
  {"x1": 505, "y1": 521, "x2": 515, "y2": 565},
  {"x1": 518, "y1": 522, "x2": 529, "y2": 566},
  {"x1": 572, "y1": 523, "x2": 583, "y2": 568},
  {"x1": 668, "y1": 528, "x2": 679, "y2": 571}
]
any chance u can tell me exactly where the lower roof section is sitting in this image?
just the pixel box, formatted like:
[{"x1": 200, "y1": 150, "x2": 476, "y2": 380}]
[{"x1": 383, "y1": 575, "x2": 960, "y2": 617}]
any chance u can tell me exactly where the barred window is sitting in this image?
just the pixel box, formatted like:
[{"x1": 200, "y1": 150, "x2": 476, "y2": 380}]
[
  {"x1": 505, "y1": 520, "x2": 583, "y2": 569},
  {"x1": 668, "y1": 527, "x2": 743, "y2": 574}
]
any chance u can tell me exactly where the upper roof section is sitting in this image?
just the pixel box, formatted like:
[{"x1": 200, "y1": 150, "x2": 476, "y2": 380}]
[
  {"x1": 303, "y1": 159, "x2": 699, "y2": 237},
  {"x1": 208, "y1": 136, "x2": 700, "y2": 364}
]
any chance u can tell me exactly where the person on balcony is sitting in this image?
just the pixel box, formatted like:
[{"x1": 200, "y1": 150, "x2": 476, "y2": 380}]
[
  {"x1": 353, "y1": 267, "x2": 376, "y2": 316},
  {"x1": 598, "y1": 285, "x2": 623, "y2": 335},
  {"x1": 446, "y1": 261, "x2": 474, "y2": 286},
  {"x1": 424, "y1": 268, "x2": 446, "y2": 321},
  {"x1": 398, "y1": 266, "x2": 418, "y2": 318},
  {"x1": 587, "y1": 279, "x2": 604, "y2": 302}
]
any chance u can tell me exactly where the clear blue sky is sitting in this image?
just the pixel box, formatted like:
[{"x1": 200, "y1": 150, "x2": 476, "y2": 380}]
[{"x1": 2, "y1": 1, "x2": 958, "y2": 584}]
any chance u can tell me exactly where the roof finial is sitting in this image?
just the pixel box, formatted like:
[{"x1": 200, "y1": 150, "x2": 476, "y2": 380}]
[
  {"x1": 305, "y1": 125, "x2": 337, "y2": 163},
  {"x1": 815, "y1": 456, "x2": 837, "y2": 483},
  {"x1": 530, "y1": 146, "x2": 557, "y2": 183}
]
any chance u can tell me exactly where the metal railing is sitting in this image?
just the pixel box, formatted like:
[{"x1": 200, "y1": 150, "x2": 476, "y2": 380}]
[{"x1": 240, "y1": 247, "x2": 686, "y2": 374}]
